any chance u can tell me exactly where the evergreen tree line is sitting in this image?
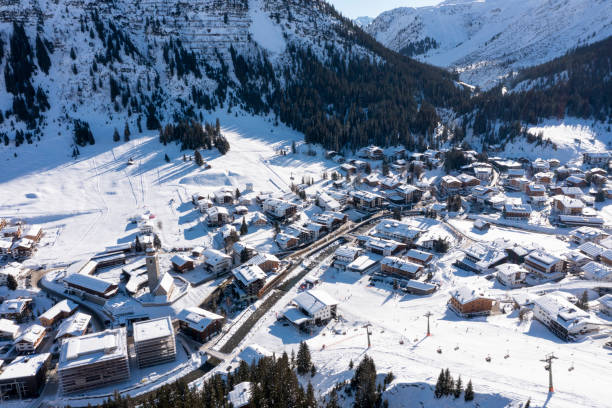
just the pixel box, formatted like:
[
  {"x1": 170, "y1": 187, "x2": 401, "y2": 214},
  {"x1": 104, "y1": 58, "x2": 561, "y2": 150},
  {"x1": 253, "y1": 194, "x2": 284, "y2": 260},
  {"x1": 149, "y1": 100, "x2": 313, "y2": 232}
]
[
  {"x1": 464, "y1": 35, "x2": 612, "y2": 136},
  {"x1": 159, "y1": 119, "x2": 229, "y2": 153},
  {"x1": 434, "y1": 368, "x2": 474, "y2": 401}
]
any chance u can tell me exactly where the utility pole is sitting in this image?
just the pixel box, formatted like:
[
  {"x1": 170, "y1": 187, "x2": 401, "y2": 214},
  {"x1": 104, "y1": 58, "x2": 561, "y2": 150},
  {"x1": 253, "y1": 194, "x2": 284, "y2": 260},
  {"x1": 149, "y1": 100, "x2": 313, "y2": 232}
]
[
  {"x1": 541, "y1": 353, "x2": 558, "y2": 393},
  {"x1": 363, "y1": 323, "x2": 372, "y2": 348},
  {"x1": 424, "y1": 311, "x2": 433, "y2": 336}
]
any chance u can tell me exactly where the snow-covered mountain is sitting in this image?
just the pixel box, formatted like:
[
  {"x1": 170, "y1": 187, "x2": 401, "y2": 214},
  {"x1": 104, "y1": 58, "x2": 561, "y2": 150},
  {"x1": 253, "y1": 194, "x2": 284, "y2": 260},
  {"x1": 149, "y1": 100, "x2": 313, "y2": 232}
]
[
  {"x1": 353, "y1": 16, "x2": 373, "y2": 28},
  {"x1": 0, "y1": 0, "x2": 374, "y2": 147},
  {"x1": 366, "y1": 0, "x2": 612, "y2": 89}
]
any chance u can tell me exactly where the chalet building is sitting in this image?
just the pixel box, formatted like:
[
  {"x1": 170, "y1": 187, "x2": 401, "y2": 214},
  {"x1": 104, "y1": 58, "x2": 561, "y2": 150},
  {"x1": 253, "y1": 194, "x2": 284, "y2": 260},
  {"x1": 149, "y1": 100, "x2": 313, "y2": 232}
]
[
  {"x1": 203, "y1": 248, "x2": 232, "y2": 276},
  {"x1": 0, "y1": 318, "x2": 20, "y2": 340},
  {"x1": 582, "y1": 261, "x2": 612, "y2": 282},
  {"x1": 564, "y1": 250, "x2": 592, "y2": 274},
  {"x1": 213, "y1": 187, "x2": 235, "y2": 205},
  {"x1": 39, "y1": 299, "x2": 78, "y2": 327},
  {"x1": 504, "y1": 244, "x2": 531, "y2": 264},
  {"x1": 456, "y1": 243, "x2": 507, "y2": 273},
  {"x1": 440, "y1": 175, "x2": 461, "y2": 196},
  {"x1": 55, "y1": 312, "x2": 91, "y2": 343},
  {"x1": 263, "y1": 198, "x2": 298, "y2": 220},
  {"x1": 0, "y1": 264, "x2": 26, "y2": 285},
  {"x1": 0, "y1": 353, "x2": 51, "y2": 399},
  {"x1": 558, "y1": 186, "x2": 583, "y2": 198},
  {"x1": 15, "y1": 324, "x2": 46, "y2": 353},
  {"x1": 58, "y1": 328, "x2": 130, "y2": 394},
  {"x1": 473, "y1": 166, "x2": 492, "y2": 182},
  {"x1": 2, "y1": 225, "x2": 21, "y2": 239},
  {"x1": 64, "y1": 274, "x2": 118, "y2": 301},
  {"x1": 232, "y1": 264, "x2": 267, "y2": 299},
  {"x1": 600, "y1": 294, "x2": 612, "y2": 316},
  {"x1": 495, "y1": 263, "x2": 528, "y2": 288},
  {"x1": 282, "y1": 289, "x2": 338, "y2": 330},
  {"x1": 316, "y1": 192, "x2": 342, "y2": 212},
  {"x1": 197, "y1": 198, "x2": 214, "y2": 213},
  {"x1": 333, "y1": 245, "x2": 362, "y2": 270},
  {"x1": 380, "y1": 177, "x2": 400, "y2": 190},
  {"x1": 351, "y1": 190, "x2": 383, "y2": 210},
  {"x1": 176, "y1": 307, "x2": 225, "y2": 343},
  {"x1": 276, "y1": 232, "x2": 300, "y2": 250},
  {"x1": 506, "y1": 177, "x2": 529, "y2": 192},
  {"x1": 565, "y1": 175, "x2": 587, "y2": 187},
  {"x1": 340, "y1": 163, "x2": 356, "y2": 175},
  {"x1": 553, "y1": 195, "x2": 584, "y2": 215},
  {"x1": 0, "y1": 238, "x2": 12, "y2": 255},
  {"x1": 362, "y1": 174, "x2": 381, "y2": 187},
  {"x1": 525, "y1": 183, "x2": 546, "y2": 197},
  {"x1": 457, "y1": 173, "x2": 480, "y2": 191},
  {"x1": 471, "y1": 185, "x2": 494, "y2": 204},
  {"x1": 577, "y1": 241, "x2": 605, "y2": 260},
  {"x1": 380, "y1": 256, "x2": 423, "y2": 279},
  {"x1": 249, "y1": 211, "x2": 268, "y2": 226},
  {"x1": 247, "y1": 253, "x2": 280, "y2": 272},
  {"x1": 21, "y1": 226, "x2": 43, "y2": 242},
  {"x1": 601, "y1": 249, "x2": 612, "y2": 267},
  {"x1": 393, "y1": 184, "x2": 422, "y2": 203},
  {"x1": 503, "y1": 203, "x2": 532, "y2": 220},
  {"x1": 207, "y1": 206, "x2": 232, "y2": 227},
  {"x1": 233, "y1": 241, "x2": 257, "y2": 265},
  {"x1": 358, "y1": 145, "x2": 384, "y2": 160},
  {"x1": 11, "y1": 238, "x2": 36, "y2": 258},
  {"x1": 0, "y1": 298, "x2": 32, "y2": 321},
  {"x1": 532, "y1": 158, "x2": 550, "y2": 173},
  {"x1": 506, "y1": 168, "x2": 525, "y2": 179},
  {"x1": 534, "y1": 172, "x2": 553, "y2": 184},
  {"x1": 405, "y1": 249, "x2": 433, "y2": 265},
  {"x1": 533, "y1": 293, "x2": 603, "y2": 341},
  {"x1": 358, "y1": 236, "x2": 406, "y2": 256},
  {"x1": 171, "y1": 255, "x2": 195, "y2": 272},
  {"x1": 311, "y1": 211, "x2": 347, "y2": 229},
  {"x1": 583, "y1": 151, "x2": 610, "y2": 167},
  {"x1": 133, "y1": 317, "x2": 176, "y2": 368},
  {"x1": 448, "y1": 287, "x2": 497, "y2": 317},
  {"x1": 524, "y1": 250, "x2": 565, "y2": 279},
  {"x1": 373, "y1": 219, "x2": 423, "y2": 243},
  {"x1": 570, "y1": 227, "x2": 608, "y2": 245}
]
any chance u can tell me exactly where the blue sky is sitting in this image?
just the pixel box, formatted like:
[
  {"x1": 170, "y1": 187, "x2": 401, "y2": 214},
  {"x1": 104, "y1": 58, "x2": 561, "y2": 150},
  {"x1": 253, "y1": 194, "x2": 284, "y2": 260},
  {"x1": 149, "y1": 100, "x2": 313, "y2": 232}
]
[{"x1": 327, "y1": 0, "x2": 442, "y2": 19}]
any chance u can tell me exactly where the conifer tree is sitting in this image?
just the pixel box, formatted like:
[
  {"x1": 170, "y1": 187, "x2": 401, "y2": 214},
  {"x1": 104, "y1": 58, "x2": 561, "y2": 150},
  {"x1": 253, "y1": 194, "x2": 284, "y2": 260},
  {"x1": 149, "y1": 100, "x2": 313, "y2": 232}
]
[
  {"x1": 153, "y1": 234, "x2": 161, "y2": 249},
  {"x1": 6, "y1": 274, "x2": 18, "y2": 291},
  {"x1": 194, "y1": 149, "x2": 204, "y2": 166},
  {"x1": 164, "y1": 153, "x2": 170, "y2": 163},
  {"x1": 296, "y1": 341, "x2": 312, "y2": 375},
  {"x1": 352, "y1": 355, "x2": 379, "y2": 408},
  {"x1": 464, "y1": 380, "x2": 474, "y2": 401},
  {"x1": 235, "y1": 188, "x2": 241, "y2": 198},
  {"x1": 240, "y1": 217, "x2": 248, "y2": 236},
  {"x1": 434, "y1": 369, "x2": 445, "y2": 398},
  {"x1": 326, "y1": 389, "x2": 340, "y2": 408},
  {"x1": 454, "y1": 375, "x2": 462, "y2": 399},
  {"x1": 578, "y1": 290, "x2": 589, "y2": 311},
  {"x1": 113, "y1": 128, "x2": 120, "y2": 142},
  {"x1": 124, "y1": 122, "x2": 131, "y2": 141}
]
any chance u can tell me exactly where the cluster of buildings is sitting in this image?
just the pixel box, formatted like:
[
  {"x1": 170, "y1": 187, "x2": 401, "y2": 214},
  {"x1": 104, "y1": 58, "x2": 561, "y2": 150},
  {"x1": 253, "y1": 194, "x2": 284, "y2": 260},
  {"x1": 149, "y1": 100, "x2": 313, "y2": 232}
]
[{"x1": 0, "y1": 220, "x2": 43, "y2": 259}]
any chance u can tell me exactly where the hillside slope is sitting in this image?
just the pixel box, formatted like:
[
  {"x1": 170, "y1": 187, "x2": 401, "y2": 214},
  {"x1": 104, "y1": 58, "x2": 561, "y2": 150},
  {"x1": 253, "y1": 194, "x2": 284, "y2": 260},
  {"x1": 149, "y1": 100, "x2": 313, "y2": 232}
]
[
  {"x1": 366, "y1": 0, "x2": 612, "y2": 89},
  {"x1": 0, "y1": 0, "x2": 466, "y2": 154}
]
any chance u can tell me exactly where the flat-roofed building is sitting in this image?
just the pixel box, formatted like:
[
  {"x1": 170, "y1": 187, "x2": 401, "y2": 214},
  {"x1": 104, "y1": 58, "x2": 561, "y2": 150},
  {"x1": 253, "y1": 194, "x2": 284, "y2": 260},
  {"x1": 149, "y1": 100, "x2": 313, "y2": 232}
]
[
  {"x1": 58, "y1": 328, "x2": 130, "y2": 394},
  {"x1": 0, "y1": 353, "x2": 51, "y2": 399},
  {"x1": 133, "y1": 317, "x2": 176, "y2": 368},
  {"x1": 176, "y1": 307, "x2": 225, "y2": 343}
]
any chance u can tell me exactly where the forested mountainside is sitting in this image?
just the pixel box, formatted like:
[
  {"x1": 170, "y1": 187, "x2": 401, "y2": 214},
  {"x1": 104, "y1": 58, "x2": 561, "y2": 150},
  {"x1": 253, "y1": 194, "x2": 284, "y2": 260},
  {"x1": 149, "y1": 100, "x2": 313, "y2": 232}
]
[
  {"x1": 461, "y1": 36, "x2": 612, "y2": 143},
  {"x1": 366, "y1": 0, "x2": 612, "y2": 89},
  {"x1": 0, "y1": 0, "x2": 468, "y2": 153}
]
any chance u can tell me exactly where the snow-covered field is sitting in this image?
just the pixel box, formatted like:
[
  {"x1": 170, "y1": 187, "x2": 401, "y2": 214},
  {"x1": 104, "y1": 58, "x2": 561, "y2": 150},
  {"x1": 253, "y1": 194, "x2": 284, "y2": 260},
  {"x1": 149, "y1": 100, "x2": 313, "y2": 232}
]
[
  {"x1": 0, "y1": 112, "x2": 337, "y2": 266},
  {"x1": 236, "y1": 244, "x2": 612, "y2": 408}
]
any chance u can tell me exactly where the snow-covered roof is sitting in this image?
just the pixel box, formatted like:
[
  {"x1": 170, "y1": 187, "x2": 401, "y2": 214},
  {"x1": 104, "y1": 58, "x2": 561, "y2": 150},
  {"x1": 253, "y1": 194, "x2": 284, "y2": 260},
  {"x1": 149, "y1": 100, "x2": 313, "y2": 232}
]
[
  {"x1": 237, "y1": 344, "x2": 272, "y2": 364},
  {"x1": 381, "y1": 256, "x2": 422, "y2": 274},
  {"x1": 203, "y1": 248, "x2": 231, "y2": 265},
  {"x1": 228, "y1": 382, "x2": 252, "y2": 408},
  {"x1": 56, "y1": 312, "x2": 91, "y2": 340},
  {"x1": 374, "y1": 219, "x2": 423, "y2": 240},
  {"x1": 63, "y1": 273, "x2": 116, "y2": 295},
  {"x1": 599, "y1": 294, "x2": 612, "y2": 309},
  {"x1": 347, "y1": 254, "x2": 378, "y2": 272},
  {"x1": 171, "y1": 254, "x2": 192, "y2": 267},
  {"x1": 553, "y1": 195, "x2": 584, "y2": 208},
  {"x1": 406, "y1": 249, "x2": 433, "y2": 263},
  {"x1": 0, "y1": 353, "x2": 50, "y2": 380},
  {"x1": 208, "y1": 206, "x2": 229, "y2": 217},
  {"x1": 16, "y1": 324, "x2": 45, "y2": 345},
  {"x1": 441, "y1": 175, "x2": 461, "y2": 185},
  {"x1": 578, "y1": 242, "x2": 605, "y2": 258},
  {"x1": 335, "y1": 245, "x2": 361, "y2": 259},
  {"x1": 0, "y1": 298, "x2": 32, "y2": 315},
  {"x1": 534, "y1": 293, "x2": 600, "y2": 332},
  {"x1": 232, "y1": 264, "x2": 266, "y2": 286},
  {"x1": 451, "y1": 286, "x2": 492, "y2": 305},
  {"x1": 582, "y1": 261, "x2": 612, "y2": 281},
  {"x1": 58, "y1": 328, "x2": 128, "y2": 370},
  {"x1": 39, "y1": 299, "x2": 78, "y2": 323},
  {"x1": 504, "y1": 203, "x2": 532, "y2": 213},
  {"x1": 154, "y1": 272, "x2": 175, "y2": 296},
  {"x1": 570, "y1": 226, "x2": 605, "y2": 241},
  {"x1": 525, "y1": 250, "x2": 561, "y2": 268},
  {"x1": 495, "y1": 263, "x2": 527, "y2": 278},
  {"x1": 293, "y1": 289, "x2": 338, "y2": 316},
  {"x1": 176, "y1": 307, "x2": 224, "y2": 332},
  {"x1": 133, "y1": 316, "x2": 174, "y2": 343},
  {"x1": 247, "y1": 253, "x2": 279, "y2": 267},
  {"x1": 0, "y1": 318, "x2": 20, "y2": 337},
  {"x1": 66, "y1": 260, "x2": 98, "y2": 276}
]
